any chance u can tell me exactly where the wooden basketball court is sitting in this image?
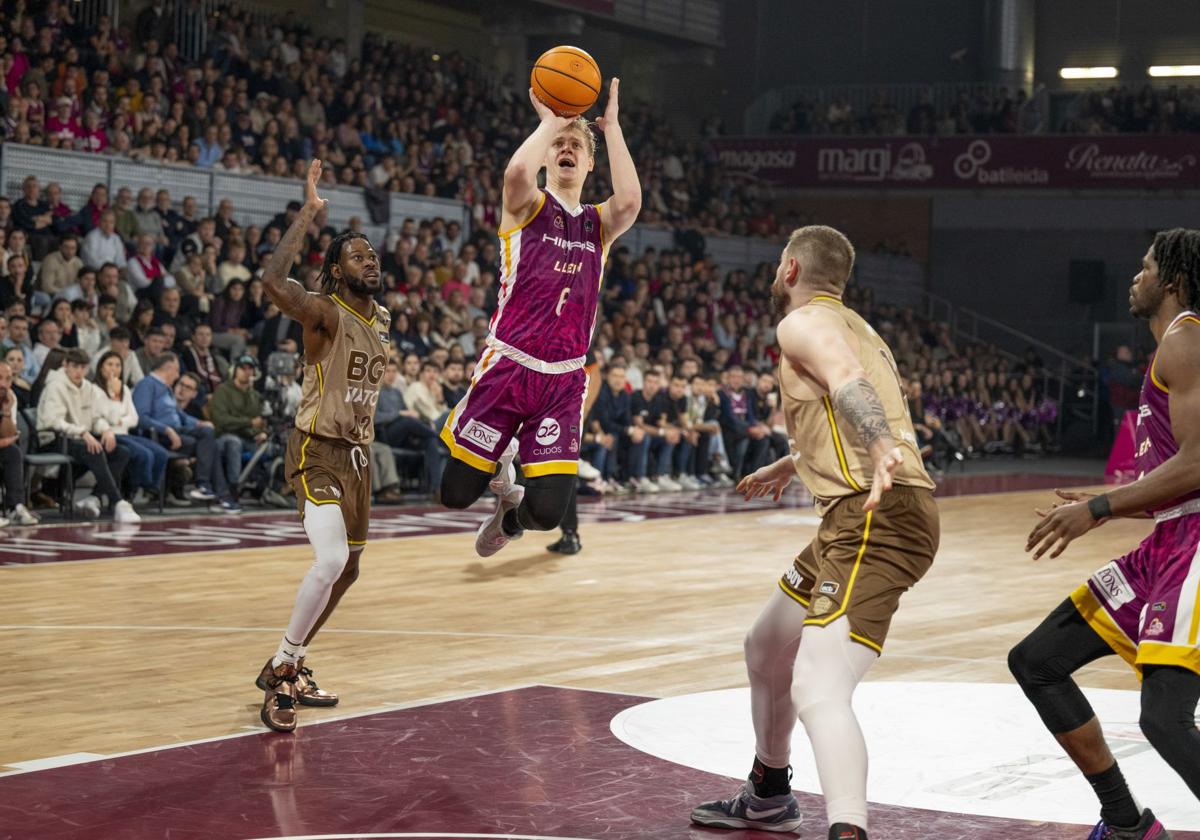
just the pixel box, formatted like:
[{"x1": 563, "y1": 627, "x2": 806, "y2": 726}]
[{"x1": 3, "y1": 476, "x2": 1196, "y2": 839}]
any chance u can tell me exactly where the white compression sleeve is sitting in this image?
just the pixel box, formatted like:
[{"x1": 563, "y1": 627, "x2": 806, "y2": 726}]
[
  {"x1": 792, "y1": 615, "x2": 879, "y2": 830},
  {"x1": 279, "y1": 501, "x2": 350, "y2": 657},
  {"x1": 744, "y1": 586, "x2": 809, "y2": 768}
]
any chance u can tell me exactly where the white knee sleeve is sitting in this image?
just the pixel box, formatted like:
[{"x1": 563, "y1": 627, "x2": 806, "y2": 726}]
[
  {"x1": 303, "y1": 501, "x2": 350, "y2": 586},
  {"x1": 792, "y1": 616, "x2": 878, "y2": 831}
]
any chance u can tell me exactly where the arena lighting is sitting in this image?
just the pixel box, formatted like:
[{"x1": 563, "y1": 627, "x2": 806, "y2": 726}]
[
  {"x1": 1059, "y1": 67, "x2": 1118, "y2": 79},
  {"x1": 1149, "y1": 65, "x2": 1200, "y2": 77}
]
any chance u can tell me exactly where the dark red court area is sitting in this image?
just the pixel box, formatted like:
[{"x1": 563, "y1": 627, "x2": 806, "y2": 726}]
[{"x1": 4, "y1": 684, "x2": 1190, "y2": 840}]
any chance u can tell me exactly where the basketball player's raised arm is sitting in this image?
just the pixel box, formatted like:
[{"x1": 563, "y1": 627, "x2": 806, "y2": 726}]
[
  {"x1": 1028, "y1": 328, "x2": 1200, "y2": 559},
  {"x1": 503, "y1": 91, "x2": 575, "y2": 222},
  {"x1": 595, "y1": 79, "x2": 641, "y2": 244},
  {"x1": 778, "y1": 309, "x2": 904, "y2": 511},
  {"x1": 261, "y1": 160, "x2": 337, "y2": 334}
]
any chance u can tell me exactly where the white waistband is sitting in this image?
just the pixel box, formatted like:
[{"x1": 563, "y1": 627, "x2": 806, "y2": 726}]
[
  {"x1": 485, "y1": 336, "x2": 585, "y2": 374},
  {"x1": 1154, "y1": 498, "x2": 1200, "y2": 523}
]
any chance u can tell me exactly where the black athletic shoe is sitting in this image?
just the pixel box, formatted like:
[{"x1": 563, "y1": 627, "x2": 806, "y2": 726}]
[
  {"x1": 829, "y1": 824, "x2": 868, "y2": 840},
  {"x1": 547, "y1": 531, "x2": 582, "y2": 555}
]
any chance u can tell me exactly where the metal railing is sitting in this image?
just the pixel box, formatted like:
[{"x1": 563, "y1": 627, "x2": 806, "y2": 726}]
[
  {"x1": 745, "y1": 82, "x2": 1025, "y2": 135},
  {"x1": 924, "y1": 291, "x2": 1099, "y2": 438},
  {"x1": 76, "y1": 0, "x2": 118, "y2": 30}
]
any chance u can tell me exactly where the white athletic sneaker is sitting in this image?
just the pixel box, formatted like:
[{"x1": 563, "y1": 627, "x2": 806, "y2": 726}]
[
  {"x1": 638, "y1": 476, "x2": 662, "y2": 493},
  {"x1": 0, "y1": 514, "x2": 9, "y2": 528},
  {"x1": 114, "y1": 500, "x2": 142, "y2": 523},
  {"x1": 77, "y1": 495, "x2": 102, "y2": 519},
  {"x1": 475, "y1": 483, "x2": 524, "y2": 557},
  {"x1": 678, "y1": 474, "x2": 702, "y2": 490},
  {"x1": 11, "y1": 503, "x2": 39, "y2": 525},
  {"x1": 656, "y1": 475, "x2": 683, "y2": 492},
  {"x1": 577, "y1": 459, "x2": 601, "y2": 481}
]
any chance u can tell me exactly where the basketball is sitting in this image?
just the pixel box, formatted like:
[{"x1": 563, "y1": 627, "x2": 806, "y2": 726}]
[{"x1": 531, "y1": 45, "x2": 601, "y2": 117}]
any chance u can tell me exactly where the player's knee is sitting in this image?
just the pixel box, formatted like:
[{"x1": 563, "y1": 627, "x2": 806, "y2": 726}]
[
  {"x1": 312, "y1": 544, "x2": 350, "y2": 587},
  {"x1": 1006, "y1": 638, "x2": 1035, "y2": 687},
  {"x1": 519, "y1": 475, "x2": 575, "y2": 531},
  {"x1": 1138, "y1": 689, "x2": 1176, "y2": 751},
  {"x1": 743, "y1": 627, "x2": 772, "y2": 674},
  {"x1": 438, "y1": 481, "x2": 476, "y2": 510},
  {"x1": 438, "y1": 459, "x2": 492, "y2": 509},
  {"x1": 342, "y1": 555, "x2": 361, "y2": 586}
]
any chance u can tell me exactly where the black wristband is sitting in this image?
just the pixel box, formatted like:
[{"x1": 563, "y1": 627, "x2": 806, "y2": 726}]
[{"x1": 1087, "y1": 494, "x2": 1112, "y2": 521}]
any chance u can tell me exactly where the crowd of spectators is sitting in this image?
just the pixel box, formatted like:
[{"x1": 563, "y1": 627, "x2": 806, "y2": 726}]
[
  {"x1": 768, "y1": 81, "x2": 1200, "y2": 137},
  {"x1": 0, "y1": 0, "x2": 790, "y2": 239}
]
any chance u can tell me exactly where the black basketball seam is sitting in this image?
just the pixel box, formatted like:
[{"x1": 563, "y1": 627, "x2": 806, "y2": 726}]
[
  {"x1": 533, "y1": 63, "x2": 600, "y2": 98},
  {"x1": 550, "y1": 47, "x2": 600, "y2": 78}
]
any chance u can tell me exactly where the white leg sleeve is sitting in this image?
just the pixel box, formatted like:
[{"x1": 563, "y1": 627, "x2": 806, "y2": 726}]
[
  {"x1": 283, "y1": 501, "x2": 350, "y2": 647},
  {"x1": 744, "y1": 586, "x2": 808, "y2": 768},
  {"x1": 792, "y1": 615, "x2": 878, "y2": 831}
]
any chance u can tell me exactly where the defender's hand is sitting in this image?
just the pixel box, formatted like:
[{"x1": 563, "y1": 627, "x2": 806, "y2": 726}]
[
  {"x1": 863, "y1": 446, "x2": 903, "y2": 512},
  {"x1": 304, "y1": 159, "x2": 327, "y2": 213},
  {"x1": 736, "y1": 462, "x2": 793, "y2": 502},
  {"x1": 595, "y1": 78, "x2": 619, "y2": 133},
  {"x1": 1027, "y1": 499, "x2": 1100, "y2": 560}
]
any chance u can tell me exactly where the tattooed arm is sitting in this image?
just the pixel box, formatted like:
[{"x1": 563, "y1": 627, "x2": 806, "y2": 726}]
[
  {"x1": 777, "y1": 307, "x2": 905, "y2": 511},
  {"x1": 262, "y1": 159, "x2": 338, "y2": 363}
]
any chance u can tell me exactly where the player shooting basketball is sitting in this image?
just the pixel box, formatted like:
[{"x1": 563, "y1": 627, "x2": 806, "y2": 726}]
[
  {"x1": 438, "y1": 79, "x2": 640, "y2": 556},
  {"x1": 253, "y1": 160, "x2": 390, "y2": 733}
]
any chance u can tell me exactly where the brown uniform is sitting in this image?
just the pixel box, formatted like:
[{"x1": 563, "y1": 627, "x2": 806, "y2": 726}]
[
  {"x1": 284, "y1": 293, "x2": 390, "y2": 546},
  {"x1": 778, "y1": 295, "x2": 939, "y2": 652}
]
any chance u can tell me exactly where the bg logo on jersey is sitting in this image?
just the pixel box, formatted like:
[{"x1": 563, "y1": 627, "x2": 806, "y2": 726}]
[
  {"x1": 535, "y1": 418, "x2": 561, "y2": 446},
  {"x1": 345, "y1": 350, "x2": 386, "y2": 406}
]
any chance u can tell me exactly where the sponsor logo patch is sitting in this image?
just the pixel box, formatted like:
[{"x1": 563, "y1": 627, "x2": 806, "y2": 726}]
[
  {"x1": 811, "y1": 596, "x2": 835, "y2": 615},
  {"x1": 535, "y1": 418, "x2": 561, "y2": 446},
  {"x1": 377, "y1": 331, "x2": 390, "y2": 344},
  {"x1": 1092, "y1": 561, "x2": 1136, "y2": 612},
  {"x1": 819, "y1": 581, "x2": 840, "y2": 595},
  {"x1": 1152, "y1": 601, "x2": 1168, "y2": 611},
  {"x1": 1145, "y1": 617, "x2": 1166, "y2": 637},
  {"x1": 783, "y1": 567, "x2": 804, "y2": 591},
  {"x1": 461, "y1": 419, "x2": 502, "y2": 453},
  {"x1": 531, "y1": 446, "x2": 563, "y2": 457}
]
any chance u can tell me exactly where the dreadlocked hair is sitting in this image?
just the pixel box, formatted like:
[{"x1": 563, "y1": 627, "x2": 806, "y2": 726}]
[
  {"x1": 319, "y1": 231, "x2": 370, "y2": 295},
  {"x1": 1152, "y1": 227, "x2": 1200, "y2": 311}
]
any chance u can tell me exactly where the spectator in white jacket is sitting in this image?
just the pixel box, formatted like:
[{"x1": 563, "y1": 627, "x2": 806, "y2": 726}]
[
  {"x1": 81, "y1": 211, "x2": 128, "y2": 272},
  {"x1": 36, "y1": 348, "x2": 139, "y2": 521},
  {"x1": 92, "y1": 350, "x2": 170, "y2": 497}
]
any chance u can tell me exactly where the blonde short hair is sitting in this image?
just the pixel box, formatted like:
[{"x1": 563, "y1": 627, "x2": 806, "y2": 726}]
[
  {"x1": 784, "y1": 225, "x2": 856, "y2": 290},
  {"x1": 561, "y1": 117, "x2": 597, "y2": 159}
]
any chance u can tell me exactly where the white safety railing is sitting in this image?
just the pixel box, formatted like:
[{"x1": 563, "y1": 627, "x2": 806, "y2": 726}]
[{"x1": 0, "y1": 145, "x2": 471, "y2": 247}]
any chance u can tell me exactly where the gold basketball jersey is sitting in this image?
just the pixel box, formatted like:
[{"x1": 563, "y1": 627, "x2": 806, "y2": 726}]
[
  {"x1": 293, "y1": 294, "x2": 391, "y2": 445},
  {"x1": 779, "y1": 295, "x2": 934, "y2": 513}
]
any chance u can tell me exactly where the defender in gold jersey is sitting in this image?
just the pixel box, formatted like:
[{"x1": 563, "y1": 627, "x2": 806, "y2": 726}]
[
  {"x1": 692, "y1": 226, "x2": 940, "y2": 840},
  {"x1": 253, "y1": 160, "x2": 389, "y2": 732}
]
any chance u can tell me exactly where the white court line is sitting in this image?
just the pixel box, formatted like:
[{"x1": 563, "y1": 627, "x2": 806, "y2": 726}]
[
  {"x1": 244, "y1": 834, "x2": 602, "y2": 840},
  {"x1": 0, "y1": 622, "x2": 1137, "y2": 674},
  {"x1": 0, "y1": 684, "x2": 544, "y2": 778}
]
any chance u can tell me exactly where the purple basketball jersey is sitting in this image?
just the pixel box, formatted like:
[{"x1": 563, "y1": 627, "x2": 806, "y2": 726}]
[
  {"x1": 1135, "y1": 310, "x2": 1200, "y2": 513},
  {"x1": 490, "y1": 189, "x2": 605, "y2": 365}
]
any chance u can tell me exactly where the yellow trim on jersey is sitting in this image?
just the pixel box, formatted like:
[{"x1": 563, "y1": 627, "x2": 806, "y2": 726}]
[
  {"x1": 849, "y1": 632, "x2": 883, "y2": 654},
  {"x1": 822, "y1": 395, "x2": 864, "y2": 493},
  {"x1": 307, "y1": 363, "x2": 323, "y2": 434},
  {"x1": 331, "y1": 293, "x2": 376, "y2": 327},
  {"x1": 521, "y1": 460, "x2": 579, "y2": 478},
  {"x1": 804, "y1": 510, "x2": 872, "y2": 628},
  {"x1": 439, "y1": 408, "x2": 499, "y2": 473},
  {"x1": 1188, "y1": 578, "x2": 1200, "y2": 645},
  {"x1": 1136, "y1": 640, "x2": 1200, "y2": 676},
  {"x1": 777, "y1": 579, "x2": 811, "y2": 607},
  {"x1": 1070, "y1": 584, "x2": 1139, "y2": 672},
  {"x1": 298, "y1": 434, "x2": 340, "y2": 507},
  {"x1": 810, "y1": 295, "x2": 844, "y2": 305},
  {"x1": 1149, "y1": 355, "x2": 1169, "y2": 393},
  {"x1": 497, "y1": 191, "x2": 548, "y2": 239}
]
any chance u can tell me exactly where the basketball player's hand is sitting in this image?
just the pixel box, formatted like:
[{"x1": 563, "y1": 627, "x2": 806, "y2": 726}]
[
  {"x1": 863, "y1": 446, "x2": 904, "y2": 512},
  {"x1": 303, "y1": 159, "x2": 327, "y2": 213},
  {"x1": 595, "y1": 78, "x2": 619, "y2": 133},
  {"x1": 1027, "y1": 499, "x2": 1098, "y2": 560},
  {"x1": 1037, "y1": 488, "x2": 1151, "y2": 520},
  {"x1": 528, "y1": 88, "x2": 574, "y2": 129},
  {"x1": 738, "y1": 461, "x2": 793, "y2": 502}
]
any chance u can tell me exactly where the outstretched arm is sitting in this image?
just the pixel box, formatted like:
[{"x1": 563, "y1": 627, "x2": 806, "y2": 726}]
[
  {"x1": 502, "y1": 91, "x2": 574, "y2": 227},
  {"x1": 596, "y1": 79, "x2": 641, "y2": 245},
  {"x1": 777, "y1": 308, "x2": 903, "y2": 512},
  {"x1": 261, "y1": 159, "x2": 337, "y2": 335}
]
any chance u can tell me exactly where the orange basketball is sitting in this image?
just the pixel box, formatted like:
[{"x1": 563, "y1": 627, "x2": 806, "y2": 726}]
[{"x1": 531, "y1": 46, "x2": 601, "y2": 117}]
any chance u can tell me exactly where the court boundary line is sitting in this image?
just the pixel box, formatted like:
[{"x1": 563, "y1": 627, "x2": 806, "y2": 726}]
[
  {"x1": 0, "y1": 479, "x2": 1105, "y2": 569},
  {"x1": 0, "y1": 683, "x2": 634, "y2": 779}
]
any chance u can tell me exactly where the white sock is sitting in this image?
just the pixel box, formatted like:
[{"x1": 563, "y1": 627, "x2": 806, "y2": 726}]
[
  {"x1": 792, "y1": 616, "x2": 878, "y2": 831},
  {"x1": 272, "y1": 635, "x2": 303, "y2": 668},
  {"x1": 745, "y1": 586, "x2": 809, "y2": 768},
  {"x1": 276, "y1": 502, "x2": 349, "y2": 665}
]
